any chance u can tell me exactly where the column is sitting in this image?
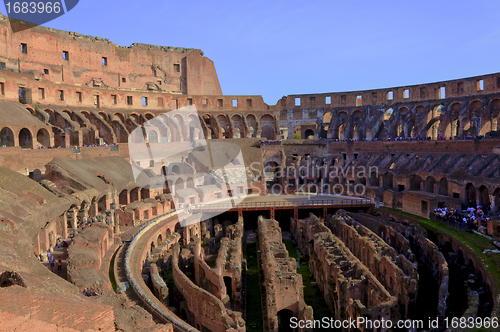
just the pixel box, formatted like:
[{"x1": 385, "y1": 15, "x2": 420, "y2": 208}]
[{"x1": 67, "y1": 208, "x2": 78, "y2": 232}]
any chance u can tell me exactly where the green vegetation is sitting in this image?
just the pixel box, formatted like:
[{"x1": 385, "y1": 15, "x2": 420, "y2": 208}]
[
  {"x1": 284, "y1": 240, "x2": 331, "y2": 329},
  {"x1": 163, "y1": 270, "x2": 176, "y2": 306},
  {"x1": 246, "y1": 242, "x2": 263, "y2": 331},
  {"x1": 109, "y1": 252, "x2": 118, "y2": 293},
  {"x1": 293, "y1": 134, "x2": 301, "y2": 139},
  {"x1": 381, "y1": 208, "x2": 500, "y2": 293}
]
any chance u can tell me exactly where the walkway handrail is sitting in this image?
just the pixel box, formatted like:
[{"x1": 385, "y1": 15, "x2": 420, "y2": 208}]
[
  {"x1": 191, "y1": 198, "x2": 372, "y2": 211},
  {"x1": 125, "y1": 209, "x2": 199, "y2": 332}
]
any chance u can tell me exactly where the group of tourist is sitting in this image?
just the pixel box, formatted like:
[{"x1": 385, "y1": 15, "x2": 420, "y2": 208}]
[
  {"x1": 44, "y1": 251, "x2": 63, "y2": 273},
  {"x1": 260, "y1": 139, "x2": 282, "y2": 145},
  {"x1": 36, "y1": 143, "x2": 119, "y2": 149},
  {"x1": 82, "y1": 287, "x2": 100, "y2": 297},
  {"x1": 433, "y1": 205, "x2": 491, "y2": 230}
]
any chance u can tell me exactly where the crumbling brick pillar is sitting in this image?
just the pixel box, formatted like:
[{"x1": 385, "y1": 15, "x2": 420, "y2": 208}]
[{"x1": 67, "y1": 208, "x2": 78, "y2": 231}]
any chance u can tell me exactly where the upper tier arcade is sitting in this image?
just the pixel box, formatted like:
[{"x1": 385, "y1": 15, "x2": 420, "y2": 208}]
[{"x1": 0, "y1": 14, "x2": 222, "y2": 96}]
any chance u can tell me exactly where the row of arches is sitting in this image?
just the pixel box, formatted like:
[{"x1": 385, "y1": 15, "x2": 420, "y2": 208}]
[
  {"x1": 320, "y1": 96, "x2": 500, "y2": 141},
  {"x1": 0, "y1": 126, "x2": 52, "y2": 148},
  {"x1": 24, "y1": 106, "x2": 279, "y2": 148}
]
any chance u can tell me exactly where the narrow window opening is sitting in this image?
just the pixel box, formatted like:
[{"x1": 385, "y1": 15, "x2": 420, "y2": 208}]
[
  {"x1": 102, "y1": 57, "x2": 107, "y2": 66},
  {"x1": 232, "y1": 99, "x2": 238, "y2": 107},
  {"x1": 310, "y1": 96, "x2": 316, "y2": 106},
  {"x1": 0, "y1": 82, "x2": 4, "y2": 95},
  {"x1": 63, "y1": 51, "x2": 69, "y2": 60},
  {"x1": 387, "y1": 91, "x2": 394, "y2": 100},
  {"x1": 187, "y1": 98, "x2": 193, "y2": 105},
  {"x1": 142, "y1": 97, "x2": 148, "y2": 106},
  {"x1": 38, "y1": 87, "x2": 45, "y2": 99},
  {"x1": 439, "y1": 86, "x2": 446, "y2": 99},
  {"x1": 477, "y1": 79, "x2": 484, "y2": 91},
  {"x1": 20, "y1": 43, "x2": 27, "y2": 54},
  {"x1": 127, "y1": 96, "x2": 133, "y2": 105},
  {"x1": 43, "y1": 69, "x2": 49, "y2": 75},
  {"x1": 457, "y1": 82, "x2": 463, "y2": 94},
  {"x1": 174, "y1": 64, "x2": 180, "y2": 72},
  {"x1": 356, "y1": 95, "x2": 362, "y2": 106},
  {"x1": 58, "y1": 90, "x2": 64, "y2": 101},
  {"x1": 295, "y1": 97, "x2": 301, "y2": 106},
  {"x1": 218, "y1": 99, "x2": 223, "y2": 107},
  {"x1": 121, "y1": 77, "x2": 126, "y2": 83},
  {"x1": 325, "y1": 96, "x2": 331, "y2": 104},
  {"x1": 340, "y1": 95, "x2": 346, "y2": 105},
  {"x1": 403, "y1": 89, "x2": 409, "y2": 99},
  {"x1": 111, "y1": 94, "x2": 117, "y2": 104},
  {"x1": 202, "y1": 98, "x2": 208, "y2": 105},
  {"x1": 76, "y1": 91, "x2": 82, "y2": 102},
  {"x1": 247, "y1": 98, "x2": 252, "y2": 107}
]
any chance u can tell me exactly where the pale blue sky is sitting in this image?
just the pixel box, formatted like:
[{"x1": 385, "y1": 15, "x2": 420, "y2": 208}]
[{"x1": 9, "y1": 0, "x2": 500, "y2": 105}]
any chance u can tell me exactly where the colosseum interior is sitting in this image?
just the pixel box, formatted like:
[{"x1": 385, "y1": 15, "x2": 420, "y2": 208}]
[{"x1": 0, "y1": 13, "x2": 500, "y2": 332}]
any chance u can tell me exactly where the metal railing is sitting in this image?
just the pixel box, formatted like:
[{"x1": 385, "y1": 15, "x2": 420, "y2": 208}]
[{"x1": 191, "y1": 198, "x2": 372, "y2": 211}]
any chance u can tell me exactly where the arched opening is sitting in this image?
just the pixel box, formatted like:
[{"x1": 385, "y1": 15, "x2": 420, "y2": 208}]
[
  {"x1": 261, "y1": 126, "x2": 275, "y2": 140},
  {"x1": 0, "y1": 127, "x2": 14, "y2": 147},
  {"x1": 171, "y1": 165, "x2": 180, "y2": 174},
  {"x1": 175, "y1": 178, "x2": 184, "y2": 191},
  {"x1": 36, "y1": 128, "x2": 50, "y2": 148},
  {"x1": 383, "y1": 173, "x2": 393, "y2": 189},
  {"x1": 119, "y1": 189, "x2": 128, "y2": 205},
  {"x1": 466, "y1": 183, "x2": 476, "y2": 205},
  {"x1": 98, "y1": 196, "x2": 107, "y2": 214},
  {"x1": 277, "y1": 309, "x2": 294, "y2": 332},
  {"x1": 141, "y1": 187, "x2": 150, "y2": 200},
  {"x1": 479, "y1": 185, "x2": 490, "y2": 208},
  {"x1": 130, "y1": 188, "x2": 140, "y2": 202},
  {"x1": 304, "y1": 129, "x2": 314, "y2": 139},
  {"x1": 409, "y1": 175, "x2": 422, "y2": 191},
  {"x1": 424, "y1": 176, "x2": 436, "y2": 193},
  {"x1": 148, "y1": 130, "x2": 158, "y2": 143},
  {"x1": 19, "y1": 128, "x2": 32, "y2": 148},
  {"x1": 384, "y1": 108, "x2": 393, "y2": 121},
  {"x1": 157, "y1": 233, "x2": 163, "y2": 245},
  {"x1": 437, "y1": 178, "x2": 448, "y2": 196},
  {"x1": 186, "y1": 177, "x2": 195, "y2": 189}
]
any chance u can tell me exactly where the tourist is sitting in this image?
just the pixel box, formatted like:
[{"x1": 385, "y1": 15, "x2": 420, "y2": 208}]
[
  {"x1": 49, "y1": 257, "x2": 55, "y2": 271},
  {"x1": 57, "y1": 258, "x2": 62, "y2": 272}
]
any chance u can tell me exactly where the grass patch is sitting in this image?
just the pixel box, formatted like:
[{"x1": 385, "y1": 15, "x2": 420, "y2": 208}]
[
  {"x1": 109, "y1": 252, "x2": 118, "y2": 293},
  {"x1": 284, "y1": 240, "x2": 331, "y2": 330},
  {"x1": 381, "y1": 208, "x2": 500, "y2": 295},
  {"x1": 246, "y1": 242, "x2": 263, "y2": 331}
]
